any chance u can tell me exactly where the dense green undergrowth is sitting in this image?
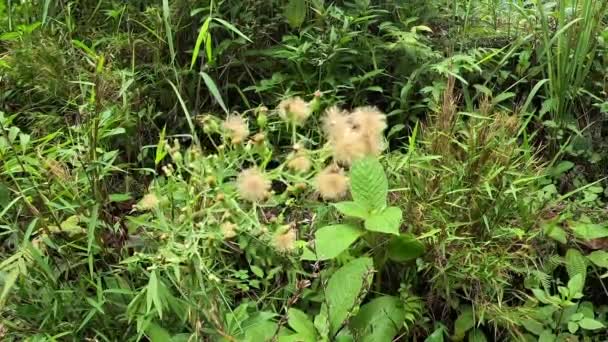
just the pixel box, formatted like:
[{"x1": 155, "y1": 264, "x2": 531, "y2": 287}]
[{"x1": 1, "y1": 1, "x2": 608, "y2": 341}]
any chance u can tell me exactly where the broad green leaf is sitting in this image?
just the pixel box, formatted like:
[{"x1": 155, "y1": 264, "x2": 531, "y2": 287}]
[
  {"x1": 538, "y1": 330, "x2": 555, "y2": 342},
  {"x1": 302, "y1": 224, "x2": 364, "y2": 261},
  {"x1": 387, "y1": 233, "x2": 425, "y2": 262},
  {"x1": 284, "y1": 0, "x2": 307, "y2": 28},
  {"x1": 333, "y1": 201, "x2": 370, "y2": 219},
  {"x1": 453, "y1": 306, "x2": 475, "y2": 340},
  {"x1": 326, "y1": 257, "x2": 374, "y2": 335},
  {"x1": 146, "y1": 322, "x2": 172, "y2": 342},
  {"x1": 521, "y1": 318, "x2": 544, "y2": 336},
  {"x1": 350, "y1": 296, "x2": 405, "y2": 342},
  {"x1": 567, "y1": 273, "x2": 583, "y2": 297},
  {"x1": 542, "y1": 221, "x2": 567, "y2": 244},
  {"x1": 578, "y1": 318, "x2": 605, "y2": 330},
  {"x1": 570, "y1": 221, "x2": 608, "y2": 241},
  {"x1": 567, "y1": 321, "x2": 579, "y2": 334},
  {"x1": 200, "y1": 72, "x2": 229, "y2": 115},
  {"x1": 350, "y1": 157, "x2": 388, "y2": 210},
  {"x1": 531, "y1": 289, "x2": 552, "y2": 305},
  {"x1": 565, "y1": 248, "x2": 587, "y2": 287},
  {"x1": 364, "y1": 206, "x2": 402, "y2": 235},
  {"x1": 468, "y1": 329, "x2": 487, "y2": 342},
  {"x1": 287, "y1": 308, "x2": 315, "y2": 338},
  {"x1": 587, "y1": 251, "x2": 608, "y2": 268},
  {"x1": 425, "y1": 327, "x2": 445, "y2": 342},
  {"x1": 550, "y1": 161, "x2": 574, "y2": 177}
]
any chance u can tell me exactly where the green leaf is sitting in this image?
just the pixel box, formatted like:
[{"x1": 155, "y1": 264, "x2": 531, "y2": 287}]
[
  {"x1": 567, "y1": 321, "x2": 579, "y2": 334},
  {"x1": 387, "y1": 233, "x2": 425, "y2": 262},
  {"x1": 531, "y1": 288, "x2": 552, "y2": 305},
  {"x1": 200, "y1": 72, "x2": 229, "y2": 115},
  {"x1": 521, "y1": 318, "x2": 544, "y2": 336},
  {"x1": 146, "y1": 322, "x2": 172, "y2": 342},
  {"x1": 326, "y1": 257, "x2": 374, "y2": 335},
  {"x1": 565, "y1": 248, "x2": 587, "y2": 287},
  {"x1": 587, "y1": 251, "x2": 608, "y2": 268},
  {"x1": 570, "y1": 222, "x2": 608, "y2": 241},
  {"x1": 334, "y1": 201, "x2": 370, "y2": 219},
  {"x1": 578, "y1": 318, "x2": 605, "y2": 330},
  {"x1": 250, "y1": 265, "x2": 264, "y2": 278},
  {"x1": 350, "y1": 296, "x2": 405, "y2": 342},
  {"x1": 302, "y1": 224, "x2": 364, "y2": 261},
  {"x1": 364, "y1": 206, "x2": 402, "y2": 235},
  {"x1": 0, "y1": 268, "x2": 19, "y2": 307},
  {"x1": 287, "y1": 308, "x2": 315, "y2": 338},
  {"x1": 214, "y1": 18, "x2": 252, "y2": 42},
  {"x1": 191, "y1": 17, "x2": 212, "y2": 69},
  {"x1": 542, "y1": 221, "x2": 567, "y2": 244},
  {"x1": 161, "y1": 0, "x2": 175, "y2": 63},
  {"x1": 538, "y1": 330, "x2": 555, "y2": 342},
  {"x1": 468, "y1": 329, "x2": 487, "y2": 342},
  {"x1": 350, "y1": 157, "x2": 388, "y2": 210},
  {"x1": 549, "y1": 161, "x2": 574, "y2": 177},
  {"x1": 567, "y1": 273, "x2": 584, "y2": 297},
  {"x1": 425, "y1": 327, "x2": 445, "y2": 342},
  {"x1": 453, "y1": 307, "x2": 475, "y2": 340},
  {"x1": 284, "y1": 0, "x2": 307, "y2": 28}
]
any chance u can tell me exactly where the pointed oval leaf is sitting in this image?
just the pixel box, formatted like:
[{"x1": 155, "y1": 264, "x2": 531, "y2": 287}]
[
  {"x1": 387, "y1": 233, "x2": 424, "y2": 262},
  {"x1": 327, "y1": 257, "x2": 374, "y2": 335},
  {"x1": 333, "y1": 201, "x2": 370, "y2": 219},
  {"x1": 350, "y1": 296, "x2": 405, "y2": 342},
  {"x1": 364, "y1": 207, "x2": 402, "y2": 235},
  {"x1": 578, "y1": 318, "x2": 605, "y2": 330},
  {"x1": 587, "y1": 251, "x2": 608, "y2": 268},
  {"x1": 302, "y1": 224, "x2": 364, "y2": 261},
  {"x1": 284, "y1": 0, "x2": 307, "y2": 28},
  {"x1": 350, "y1": 158, "x2": 388, "y2": 210}
]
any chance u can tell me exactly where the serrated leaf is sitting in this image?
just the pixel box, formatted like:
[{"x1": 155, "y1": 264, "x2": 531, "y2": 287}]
[
  {"x1": 570, "y1": 221, "x2": 608, "y2": 241},
  {"x1": 284, "y1": 0, "x2": 307, "y2": 28},
  {"x1": 350, "y1": 158, "x2": 388, "y2": 210},
  {"x1": 287, "y1": 308, "x2": 315, "y2": 338},
  {"x1": 350, "y1": 296, "x2": 405, "y2": 342},
  {"x1": 578, "y1": 318, "x2": 605, "y2": 330},
  {"x1": 364, "y1": 207, "x2": 402, "y2": 235},
  {"x1": 565, "y1": 248, "x2": 587, "y2": 287},
  {"x1": 587, "y1": 251, "x2": 608, "y2": 268},
  {"x1": 334, "y1": 201, "x2": 370, "y2": 219},
  {"x1": 302, "y1": 224, "x2": 364, "y2": 261},
  {"x1": 326, "y1": 257, "x2": 374, "y2": 335},
  {"x1": 387, "y1": 233, "x2": 425, "y2": 262}
]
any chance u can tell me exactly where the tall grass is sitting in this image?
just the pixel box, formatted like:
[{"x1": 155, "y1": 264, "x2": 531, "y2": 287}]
[{"x1": 535, "y1": 0, "x2": 608, "y2": 125}]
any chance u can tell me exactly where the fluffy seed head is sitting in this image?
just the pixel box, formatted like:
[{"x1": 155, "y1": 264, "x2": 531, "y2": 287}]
[
  {"x1": 222, "y1": 115, "x2": 249, "y2": 144},
  {"x1": 278, "y1": 97, "x2": 311, "y2": 126},
  {"x1": 316, "y1": 165, "x2": 349, "y2": 200},
  {"x1": 220, "y1": 222, "x2": 237, "y2": 239},
  {"x1": 135, "y1": 193, "x2": 159, "y2": 211},
  {"x1": 288, "y1": 153, "x2": 312, "y2": 173},
  {"x1": 237, "y1": 168, "x2": 271, "y2": 202},
  {"x1": 273, "y1": 228, "x2": 297, "y2": 252},
  {"x1": 322, "y1": 106, "x2": 387, "y2": 165}
]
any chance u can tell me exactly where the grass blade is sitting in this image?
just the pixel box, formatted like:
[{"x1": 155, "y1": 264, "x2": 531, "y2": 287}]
[{"x1": 200, "y1": 71, "x2": 228, "y2": 115}]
